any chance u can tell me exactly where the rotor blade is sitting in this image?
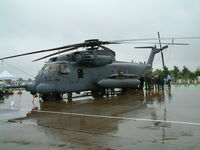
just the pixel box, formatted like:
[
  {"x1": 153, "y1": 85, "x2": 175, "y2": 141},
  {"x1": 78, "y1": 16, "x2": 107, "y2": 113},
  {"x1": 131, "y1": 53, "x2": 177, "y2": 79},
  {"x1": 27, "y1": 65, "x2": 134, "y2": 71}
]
[
  {"x1": 0, "y1": 35, "x2": 197, "y2": 60},
  {"x1": 155, "y1": 42, "x2": 188, "y2": 45},
  {"x1": 110, "y1": 38, "x2": 163, "y2": 43},
  {"x1": 0, "y1": 40, "x2": 115, "y2": 60},
  {"x1": 125, "y1": 42, "x2": 189, "y2": 45},
  {"x1": 135, "y1": 45, "x2": 169, "y2": 50},
  {"x1": 109, "y1": 36, "x2": 200, "y2": 44},
  {"x1": 34, "y1": 42, "x2": 114, "y2": 62},
  {"x1": 32, "y1": 47, "x2": 78, "y2": 62},
  {"x1": 99, "y1": 45, "x2": 114, "y2": 51},
  {"x1": 0, "y1": 43, "x2": 85, "y2": 60},
  {"x1": 134, "y1": 46, "x2": 155, "y2": 49}
]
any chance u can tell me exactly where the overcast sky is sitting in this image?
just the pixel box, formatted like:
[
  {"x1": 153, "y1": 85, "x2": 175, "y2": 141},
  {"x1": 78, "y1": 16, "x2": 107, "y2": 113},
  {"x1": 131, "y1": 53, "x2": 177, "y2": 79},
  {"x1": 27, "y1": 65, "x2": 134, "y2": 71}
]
[{"x1": 0, "y1": 0, "x2": 200, "y2": 79}]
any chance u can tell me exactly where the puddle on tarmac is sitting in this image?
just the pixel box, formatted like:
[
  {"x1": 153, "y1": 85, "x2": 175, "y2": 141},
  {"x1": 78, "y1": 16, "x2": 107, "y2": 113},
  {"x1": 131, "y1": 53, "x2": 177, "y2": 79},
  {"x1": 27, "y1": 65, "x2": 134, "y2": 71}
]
[{"x1": 0, "y1": 85, "x2": 200, "y2": 150}]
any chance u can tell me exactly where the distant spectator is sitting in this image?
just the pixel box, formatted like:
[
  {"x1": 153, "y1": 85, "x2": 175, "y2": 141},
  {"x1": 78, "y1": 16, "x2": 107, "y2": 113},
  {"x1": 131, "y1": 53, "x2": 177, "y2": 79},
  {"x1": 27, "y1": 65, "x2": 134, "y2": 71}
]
[
  {"x1": 139, "y1": 76, "x2": 145, "y2": 90},
  {"x1": 145, "y1": 74, "x2": 152, "y2": 90},
  {"x1": 167, "y1": 74, "x2": 172, "y2": 87},
  {"x1": 156, "y1": 75, "x2": 164, "y2": 90}
]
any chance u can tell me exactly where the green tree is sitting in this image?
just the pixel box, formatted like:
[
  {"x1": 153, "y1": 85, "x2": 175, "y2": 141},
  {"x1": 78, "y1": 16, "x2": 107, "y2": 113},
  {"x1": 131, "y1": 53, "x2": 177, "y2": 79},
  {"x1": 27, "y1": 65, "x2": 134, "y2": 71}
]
[
  {"x1": 18, "y1": 78, "x2": 24, "y2": 81},
  {"x1": 181, "y1": 66, "x2": 191, "y2": 79},
  {"x1": 147, "y1": 68, "x2": 153, "y2": 75},
  {"x1": 195, "y1": 67, "x2": 200, "y2": 77},
  {"x1": 163, "y1": 66, "x2": 170, "y2": 78},
  {"x1": 153, "y1": 65, "x2": 199, "y2": 79},
  {"x1": 153, "y1": 69, "x2": 163, "y2": 76},
  {"x1": 188, "y1": 72, "x2": 195, "y2": 79},
  {"x1": 171, "y1": 66, "x2": 180, "y2": 80}
]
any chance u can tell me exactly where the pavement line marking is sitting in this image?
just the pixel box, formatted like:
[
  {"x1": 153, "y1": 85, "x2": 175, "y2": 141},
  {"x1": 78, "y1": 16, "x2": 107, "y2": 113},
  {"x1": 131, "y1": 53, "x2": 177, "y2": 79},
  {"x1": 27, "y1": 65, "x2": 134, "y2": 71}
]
[{"x1": 1, "y1": 107, "x2": 200, "y2": 126}]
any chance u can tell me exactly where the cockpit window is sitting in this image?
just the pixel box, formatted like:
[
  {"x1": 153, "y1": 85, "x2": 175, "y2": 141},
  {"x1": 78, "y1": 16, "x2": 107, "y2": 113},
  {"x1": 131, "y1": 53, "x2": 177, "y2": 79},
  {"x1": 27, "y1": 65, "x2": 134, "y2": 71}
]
[
  {"x1": 42, "y1": 64, "x2": 60, "y2": 71},
  {"x1": 50, "y1": 64, "x2": 60, "y2": 71},
  {"x1": 60, "y1": 64, "x2": 70, "y2": 74},
  {"x1": 41, "y1": 63, "x2": 70, "y2": 74},
  {"x1": 42, "y1": 64, "x2": 50, "y2": 71}
]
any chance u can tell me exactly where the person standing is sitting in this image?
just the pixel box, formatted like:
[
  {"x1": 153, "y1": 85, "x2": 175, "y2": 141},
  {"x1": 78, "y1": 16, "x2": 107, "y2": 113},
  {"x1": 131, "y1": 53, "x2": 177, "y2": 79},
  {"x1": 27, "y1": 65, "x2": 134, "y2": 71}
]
[
  {"x1": 146, "y1": 74, "x2": 152, "y2": 90},
  {"x1": 167, "y1": 74, "x2": 172, "y2": 88},
  {"x1": 139, "y1": 76, "x2": 145, "y2": 90}
]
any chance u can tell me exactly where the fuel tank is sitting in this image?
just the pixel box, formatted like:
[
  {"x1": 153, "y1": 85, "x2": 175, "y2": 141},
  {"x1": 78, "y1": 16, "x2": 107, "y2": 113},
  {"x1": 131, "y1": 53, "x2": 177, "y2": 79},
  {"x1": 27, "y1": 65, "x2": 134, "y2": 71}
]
[{"x1": 97, "y1": 79, "x2": 140, "y2": 88}]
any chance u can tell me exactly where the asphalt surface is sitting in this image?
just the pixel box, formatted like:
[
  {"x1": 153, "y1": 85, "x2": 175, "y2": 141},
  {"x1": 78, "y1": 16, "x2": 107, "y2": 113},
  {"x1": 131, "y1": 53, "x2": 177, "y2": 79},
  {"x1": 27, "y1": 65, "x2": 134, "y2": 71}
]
[{"x1": 0, "y1": 85, "x2": 200, "y2": 150}]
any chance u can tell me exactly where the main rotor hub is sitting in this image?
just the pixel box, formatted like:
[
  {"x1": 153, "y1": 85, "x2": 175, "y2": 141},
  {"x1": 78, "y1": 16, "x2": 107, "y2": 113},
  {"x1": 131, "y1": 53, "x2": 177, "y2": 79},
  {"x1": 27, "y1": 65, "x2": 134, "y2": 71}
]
[{"x1": 84, "y1": 39, "x2": 101, "y2": 50}]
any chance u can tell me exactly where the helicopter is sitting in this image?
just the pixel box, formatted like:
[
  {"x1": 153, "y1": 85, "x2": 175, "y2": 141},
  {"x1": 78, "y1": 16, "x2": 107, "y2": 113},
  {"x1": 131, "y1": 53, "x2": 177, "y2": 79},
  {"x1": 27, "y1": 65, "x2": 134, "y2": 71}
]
[{"x1": 0, "y1": 33, "x2": 198, "y2": 102}]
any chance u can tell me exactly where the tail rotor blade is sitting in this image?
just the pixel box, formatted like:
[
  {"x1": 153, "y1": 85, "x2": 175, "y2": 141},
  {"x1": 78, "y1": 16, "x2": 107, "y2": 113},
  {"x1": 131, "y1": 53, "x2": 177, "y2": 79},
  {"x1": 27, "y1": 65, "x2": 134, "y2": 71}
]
[
  {"x1": 158, "y1": 32, "x2": 162, "y2": 49},
  {"x1": 162, "y1": 45, "x2": 168, "y2": 50},
  {"x1": 161, "y1": 51, "x2": 165, "y2": 67},
  {"x1": 158, "y1": 32, "x2": 165, "y2": 68}
]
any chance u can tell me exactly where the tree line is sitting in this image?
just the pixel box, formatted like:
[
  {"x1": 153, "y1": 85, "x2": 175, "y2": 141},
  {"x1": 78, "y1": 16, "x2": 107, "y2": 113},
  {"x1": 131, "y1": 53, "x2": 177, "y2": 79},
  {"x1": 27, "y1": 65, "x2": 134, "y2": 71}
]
[{"x1": 152, "y1": 66, "x2": 200, "y2": 81}]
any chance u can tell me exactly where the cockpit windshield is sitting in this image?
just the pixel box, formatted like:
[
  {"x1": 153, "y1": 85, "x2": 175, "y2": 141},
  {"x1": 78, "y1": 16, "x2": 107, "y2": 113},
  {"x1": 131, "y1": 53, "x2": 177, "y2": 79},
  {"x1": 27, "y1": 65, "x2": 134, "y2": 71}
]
[
  {"x1": 41, "y1": 63, "x2": 71, "y2": 74},
  {"x1": 42, "y1": 64, "x2": 60, "y2": 71}
]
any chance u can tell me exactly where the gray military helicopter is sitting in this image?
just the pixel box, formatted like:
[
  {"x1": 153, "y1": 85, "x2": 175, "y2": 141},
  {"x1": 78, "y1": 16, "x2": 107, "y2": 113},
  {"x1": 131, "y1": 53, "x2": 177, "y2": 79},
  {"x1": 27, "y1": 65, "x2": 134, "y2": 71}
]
[{"x1": 0, "y1": 33, "x2": 197, "y2": 101}]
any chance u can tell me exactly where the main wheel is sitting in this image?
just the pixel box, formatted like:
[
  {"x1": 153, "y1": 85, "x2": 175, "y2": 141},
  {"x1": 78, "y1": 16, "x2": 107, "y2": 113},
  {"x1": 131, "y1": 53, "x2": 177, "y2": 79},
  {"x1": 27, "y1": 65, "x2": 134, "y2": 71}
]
[
  {"x1": 41, "y1": 93, "x2": 62, "y2": 101},
  {"x1": 91, "y1": 89, "x2": 105, "y2": 99}
]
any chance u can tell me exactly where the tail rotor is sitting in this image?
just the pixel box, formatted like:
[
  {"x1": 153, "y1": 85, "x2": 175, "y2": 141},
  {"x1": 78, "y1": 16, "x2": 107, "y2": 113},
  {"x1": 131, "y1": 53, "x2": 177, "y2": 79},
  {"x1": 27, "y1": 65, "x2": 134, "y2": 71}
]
[{"x1": 158, "y1": 32, "x2": 168, "y2": 68}]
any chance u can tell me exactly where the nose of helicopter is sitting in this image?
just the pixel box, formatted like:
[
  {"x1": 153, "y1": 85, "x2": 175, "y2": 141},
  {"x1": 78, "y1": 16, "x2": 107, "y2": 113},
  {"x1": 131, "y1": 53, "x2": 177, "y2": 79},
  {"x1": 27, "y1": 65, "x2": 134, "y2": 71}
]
[
  {"x1": 25, "y1": 84, "x2": 36, "y2": 93},
  {"x1": 36, "y1": 83, "x2": 56, "y2": 93}
]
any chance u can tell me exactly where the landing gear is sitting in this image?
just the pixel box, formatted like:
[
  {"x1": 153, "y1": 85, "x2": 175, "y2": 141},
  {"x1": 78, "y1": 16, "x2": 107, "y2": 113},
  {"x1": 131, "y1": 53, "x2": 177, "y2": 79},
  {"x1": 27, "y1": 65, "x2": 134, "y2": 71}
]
[
  {"x1": 91, "y1": 89, "x2": 105, "y2": 99},
  {"x1": 30, "y1": 92, "x2": 37, "y2": 95},
  {"x1": 40, "y1": 93, "x2": 73, "y2": 103},
  {"x1": 122, "y1": 88, "x2": 128, "y2": 94},
  {"x1": 41, "y1": 93, "x2": 63, "y2": 101},
  {"x1": 67, "y1": 92, "x2": 72, "y2": 103}
]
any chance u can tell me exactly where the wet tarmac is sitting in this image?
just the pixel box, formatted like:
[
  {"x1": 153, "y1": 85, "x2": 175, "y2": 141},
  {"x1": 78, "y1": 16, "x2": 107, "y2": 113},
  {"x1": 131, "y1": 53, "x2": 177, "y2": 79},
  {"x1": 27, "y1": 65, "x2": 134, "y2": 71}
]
[{"x1": 0, "y1": 85, "x2": 200, "y2": 150}]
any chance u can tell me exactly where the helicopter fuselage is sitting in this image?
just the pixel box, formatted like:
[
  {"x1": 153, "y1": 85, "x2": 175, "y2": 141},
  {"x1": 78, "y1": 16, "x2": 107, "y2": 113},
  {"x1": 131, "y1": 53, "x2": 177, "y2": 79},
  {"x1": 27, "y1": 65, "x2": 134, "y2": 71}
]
[{"x1": 29, "y1": 60, "x2": 149, "y2": 94}]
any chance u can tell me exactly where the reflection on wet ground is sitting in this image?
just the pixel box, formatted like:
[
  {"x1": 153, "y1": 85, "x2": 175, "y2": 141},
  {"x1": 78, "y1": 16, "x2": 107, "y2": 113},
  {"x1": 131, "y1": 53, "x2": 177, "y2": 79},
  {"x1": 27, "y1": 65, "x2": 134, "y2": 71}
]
[{"x1": 0, "y1": 86, "x2": 200, "y2": 150}]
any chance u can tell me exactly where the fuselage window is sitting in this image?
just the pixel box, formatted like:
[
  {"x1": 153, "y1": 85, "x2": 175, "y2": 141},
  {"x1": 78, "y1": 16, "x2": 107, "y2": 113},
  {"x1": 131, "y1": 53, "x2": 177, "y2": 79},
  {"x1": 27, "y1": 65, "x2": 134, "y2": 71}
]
[
  {"x1": 60, "y1": 64, "x2": 70, "y2": 74},
  {"x1": 77, "y1": 69, "x2": 83, "y2": 78}
]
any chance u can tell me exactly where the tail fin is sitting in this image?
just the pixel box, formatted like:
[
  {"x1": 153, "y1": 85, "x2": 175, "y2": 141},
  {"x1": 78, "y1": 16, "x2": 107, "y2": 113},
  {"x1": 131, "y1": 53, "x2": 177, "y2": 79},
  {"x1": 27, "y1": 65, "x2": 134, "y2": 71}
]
[
  {"x1": 135, "y1": 45, "x2": 166, "y2": 68},
  {"x1": 147, "y1": 46, "x2": 162, "y2": 67},
  {"x1": 134, "y1": 32, "x2": 189, "y2": 68}
]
